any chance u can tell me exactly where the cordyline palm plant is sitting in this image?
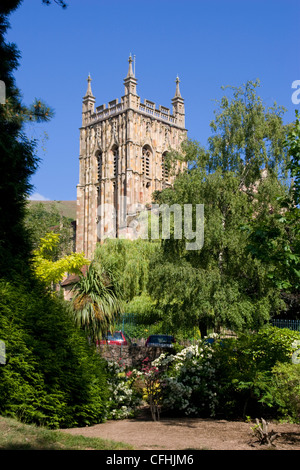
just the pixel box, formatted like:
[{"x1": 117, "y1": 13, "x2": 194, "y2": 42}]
[{"x1": 71, "y1": 262, "x2": 124, "y2": 342}]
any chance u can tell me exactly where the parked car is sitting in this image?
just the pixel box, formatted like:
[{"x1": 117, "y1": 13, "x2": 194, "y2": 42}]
[
  {"x1": 97, "y1": 330, "x2": 131, "y2": 346},
  {"x1": 145, "y1": 334, "x2": 176, "y2": 348}
]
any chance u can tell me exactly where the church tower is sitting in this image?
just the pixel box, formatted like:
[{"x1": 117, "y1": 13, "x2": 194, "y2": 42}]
[{"x1": 76, "y1": 56, "x2": 187, "y2": 258}]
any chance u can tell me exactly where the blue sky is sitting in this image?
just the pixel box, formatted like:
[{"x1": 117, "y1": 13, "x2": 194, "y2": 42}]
[{"x1": 6, "y1": 0, "x2": 300, "y2": 201}]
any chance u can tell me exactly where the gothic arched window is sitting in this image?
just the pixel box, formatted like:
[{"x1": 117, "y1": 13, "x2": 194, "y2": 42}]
[
  {"x1": 96, "y1": 151, "x2": 103, "y2": 208},
  {"x1": 97, "y1": 151, "x2": 102, "y2": 182},
  {"x1": 112, "y1": 146, "x2": 119, "y2": 178},
  {"x1": 142, "y1": 145, "x2": 151, "y2": 177},
  {"x1": 162, "y1": 151, "x2": 169, "y2": 181}
]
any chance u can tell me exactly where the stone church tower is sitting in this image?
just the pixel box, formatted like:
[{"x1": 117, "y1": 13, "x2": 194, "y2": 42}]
[{"x1": 76, "y1": 56, "x2": 187, "y2": 259}]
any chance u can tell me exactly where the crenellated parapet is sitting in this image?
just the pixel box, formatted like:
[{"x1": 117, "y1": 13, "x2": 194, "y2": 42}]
[{"x1": 76, "y1": 56, "x2": 187, "y2": 258}]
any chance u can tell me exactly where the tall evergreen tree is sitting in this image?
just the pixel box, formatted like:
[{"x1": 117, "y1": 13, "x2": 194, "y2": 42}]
[
  {"x1": 0, "y1": 1, "x2": 55, "y2": 279},
  {"x1": 0, "y1": 1, "x2": 110, "y2": 430}
]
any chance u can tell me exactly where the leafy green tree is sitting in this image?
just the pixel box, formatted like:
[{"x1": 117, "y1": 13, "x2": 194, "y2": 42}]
[
  {"x1": 148, "y1": 81, "x2": 290, "y2": 337},
  {"x1": 212, "y1": 326, "x2": 300, "y2": 418},
  {"x1": 285, "y1": 111, "x2": 300, "y2": 204},
  {"x1": 154, "y1": 326, "x2": 300, "y2": 420},
  {"x1": 0, "y1": 1, "x2": 56, "y2": 279},
  {"x1": 0, "y1": 1, "x2": 112, "y2": 429},
  {"x1": 207, "y1": 79, "x2": 288, "y2": 186},
  {"x1": 242, "y1": 110, "x2": 300, "y2": 317},
  {"x1": 24, "y1": 201, "x2": 75, "y2": 256},
  {"x1": 0, "y1": 279, "x2": 109, "y2": 429},
  {"x1": 71, "y1": 262, "x2": 124, "y2": 342},
  {"x1": 32, "y1": 232, "x2": 89, "y2": 289},
  {"x1": 94, "y1": 238, "x2": 160, "y2": 320}
]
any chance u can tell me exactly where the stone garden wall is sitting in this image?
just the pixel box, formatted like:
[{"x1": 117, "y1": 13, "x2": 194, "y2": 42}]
[{"x1": 98, "y1": 344, "x2": 168, "y2": 369}]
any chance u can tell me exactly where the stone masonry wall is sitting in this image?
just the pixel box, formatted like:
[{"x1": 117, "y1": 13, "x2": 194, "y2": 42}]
[{"x1": 97, "y1": 345, "x2": 170, "y2": 369}]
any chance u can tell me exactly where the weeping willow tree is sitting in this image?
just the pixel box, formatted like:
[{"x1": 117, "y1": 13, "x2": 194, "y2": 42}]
[
  {"x1": 71, "y1": 262, "x2": 124, "y2": 342},
  {"x1": 148, "y1": 80, "x2": 290, "y2": 337},
  {"x1": 94, "y1": 238, "x2": 161, "y2": 323}
]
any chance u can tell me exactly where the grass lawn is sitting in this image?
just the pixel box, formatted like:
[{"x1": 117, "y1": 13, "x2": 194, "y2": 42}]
[{"x1": 0, "y1": 416, "x2": 133, "y2": 450}]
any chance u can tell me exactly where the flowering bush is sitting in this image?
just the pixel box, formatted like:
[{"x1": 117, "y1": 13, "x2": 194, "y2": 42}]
[
  {"x1": 150, "y1": 340, "x2": 220, "y2": 418},
  {"x1": 105, "y1": 359, "x2": 142, "y2": 419},
  {"x1": 140, "y1": 357, "x2": 164, "y2": 421},
  {"x1": 104, "y1": 326, "x2": 300, "y2": 422},
  {"x1": 143, "y1": 327, "x2": 300, "y2": 421}
]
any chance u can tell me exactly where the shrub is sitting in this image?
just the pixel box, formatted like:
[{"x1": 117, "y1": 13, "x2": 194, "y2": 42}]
[
  {"x1": 263, "y1": 362, "x2": 300, "y2": 422},
  {"x1": 146, "y1": 326, "x2": 300, "y2": 420},
  {"x1": 152, "y1": 343, "x2": 219, "y2": 418},
  {"x1": 213, "y1": 326, "x2": 300, "y2": 418},
  {"x1": 105, "y1": 359, "x2": 142, "y2": 419},
  {"x1": 0, "y1": 280, "x2": 109, "y2": 428},
  {"x1": 140, "y1": 357, "x2": 165, "y2": 421}
]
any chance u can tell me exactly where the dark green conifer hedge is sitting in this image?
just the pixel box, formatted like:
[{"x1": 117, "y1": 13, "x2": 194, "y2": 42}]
[{"x1": 0, "y1": 280, "x2": 109, "y2": 428}]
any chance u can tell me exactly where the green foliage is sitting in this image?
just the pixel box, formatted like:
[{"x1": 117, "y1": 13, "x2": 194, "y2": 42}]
[
  {"x1": 148, "y1": 81, "x2": 291, "y2": 335},
  {"x1": 94, "y1": 239, "x2": 161, "y2": 323},
  {"x1": 32, "y1": 232, "x2": 89, "y2": 287},
  {"x1": 268, "y1": 362, "x2": 300, "y2": 421},
  {"x1": 94, "y1": 239, "x2": 160, "y2": 302},
  {"x1": 0, "y1": 0, "x2": 112, "y2": 432},
  {"x1": 151, "y1": 343, "x2": 220, "y2": 418},
  {"x1": 149, "y1": 167, "x2": 283, "y2": 335},
  {"x1": 123, "y1": 293, "x2": 160, "y2": 325},
  {"x1": 105, "y1": 360, "x2": 142, "y2": 420},
  {"x1": 0, "y1": 3, "x2": 55, "y2": 278},
  {"x1": 24, "y1": 202, "x2": 75, "y2": 255},
  {"x1": 140, "y1": 357, "x2": 164, "y2": 421},
  {"x1": 0, "y1": 280, "x2": 109, "y2": 428},
  {"x1": 147, "y1": 326, "x2": 300, "y2": 421},
  {"x1": 212, "y1": 326, "x2": 300, "y2": 418},
  {"x1": 71, "y1": 261, "x2": 123, "y2": 342},
  {"x1": 285, "y1": 110, "x2": 300, "y2": 205},
  {"x1": 208, "y1": 79, "x2": 288, "y2": 185},
  {"x1": 0, "y1": 415, "x2": 133, "y2": 450},
  {"x1": 243, "y1": 110, "x2": 300, "y2": 293}
]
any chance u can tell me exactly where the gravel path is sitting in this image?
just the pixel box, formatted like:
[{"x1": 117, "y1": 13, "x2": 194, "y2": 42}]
[{"x1": 61, "y1": 413, "x2": 300, "y2": 451}]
